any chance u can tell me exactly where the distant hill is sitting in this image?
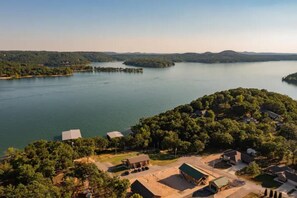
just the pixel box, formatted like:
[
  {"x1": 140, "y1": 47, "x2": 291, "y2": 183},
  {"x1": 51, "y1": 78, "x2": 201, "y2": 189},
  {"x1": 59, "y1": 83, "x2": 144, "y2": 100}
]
[{"x1": 2, "y1": 50, "x2": 297, "y2": 67}]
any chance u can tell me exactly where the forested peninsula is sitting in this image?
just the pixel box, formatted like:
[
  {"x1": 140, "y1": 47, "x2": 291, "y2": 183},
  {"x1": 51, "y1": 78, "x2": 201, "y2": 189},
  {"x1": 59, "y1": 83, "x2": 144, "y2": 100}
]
[
  {"x1": 282, "y1": 72, "x2": 297, "y2": 85},
  {"x1": 123, "y1": 58, "x2": 175, "y2": 68},
  {"x1": 1, "y1": 88, "x2": 297, "y2": 197}
]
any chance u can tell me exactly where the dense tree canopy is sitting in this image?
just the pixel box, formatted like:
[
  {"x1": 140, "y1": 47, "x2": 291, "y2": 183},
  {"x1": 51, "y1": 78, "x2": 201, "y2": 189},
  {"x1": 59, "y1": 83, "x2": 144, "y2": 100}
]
[
  {"x1": 130, "y1": 88, "x2": 297, "y2": 161},
  {"x1": 283, "y1": 72, "x2": 297, "y2": 85},
  {"x1": 0, "y1": 137, "x2": 129, "y2": 198},
  {"x1": 123, "y1": 58, "x2": 175, "y2": 68}
]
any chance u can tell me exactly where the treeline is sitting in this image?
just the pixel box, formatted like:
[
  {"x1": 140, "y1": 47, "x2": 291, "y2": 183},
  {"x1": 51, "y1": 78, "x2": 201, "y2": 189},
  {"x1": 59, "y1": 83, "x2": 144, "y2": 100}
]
[
  {"x1": 123, "y1": 58, "x2": 175, "y2": 68},
  {"x1": 71, "y1": 65, "x2": 143, "y2": 73},
  {"x1": 0, "y1": 62, "x2": 73, "y2": 79},
  {"x1": 0, "y1": 138, "x2": 130, "y2": 198},
  {"x1": 2, "y1": 50, "x2": 297, "y2": 66},
  {"x1": 282, "y1": 72, "x2": 297, "y2": 85},
  {"x1": 0, "y1": 51, "x2": 112, "y2": 67},
  {"x1": 129, "y1": 88, "x2": 297, "y2": 162}
]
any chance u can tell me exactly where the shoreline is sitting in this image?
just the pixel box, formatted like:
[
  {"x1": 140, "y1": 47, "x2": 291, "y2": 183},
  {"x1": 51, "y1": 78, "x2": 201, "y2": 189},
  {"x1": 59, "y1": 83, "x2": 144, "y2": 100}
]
[{"x1": 0, "y1": 74, "x2": 73, "y2": 80}]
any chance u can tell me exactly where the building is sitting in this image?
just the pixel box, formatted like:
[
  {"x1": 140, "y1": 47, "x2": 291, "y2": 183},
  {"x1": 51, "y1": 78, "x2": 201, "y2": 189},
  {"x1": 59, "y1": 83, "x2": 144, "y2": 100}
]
[
  {"x1": 209, "y1": 177, "x2": 229, "y2": 193},
  {"x1": 284, "y1": 171, "x2": 297, "y2": 186},
  {"x1": 194, "y1": 110, "x2": 207, "y2": 117},
  {"x1": 241, "y1": 153, "x2": 255, "y2": 164},
  {"x1": 179, "y1": 163, "x2": 209, "y2": 185},
  {"x1": 122, "y1": 155, "x2": 150, "y2": 169},
  {"x1": 261, "y1": 109, "x2": 283, "y2": 121},
  {"x1": 266, "y1": 165, "x2": 294, "y2": 176},
  {"x1": 106, "y1": 131, "x2": 124, "y2": 140},
  {"x1": 221, "y1": 149, "x2": 241, "y2": 165},
  {"x1": 62, "y1": 129, "x2": 82, "y2": 141},
  {"x1": 131, "y1": 179, "x2": 162, "y2": 198}
]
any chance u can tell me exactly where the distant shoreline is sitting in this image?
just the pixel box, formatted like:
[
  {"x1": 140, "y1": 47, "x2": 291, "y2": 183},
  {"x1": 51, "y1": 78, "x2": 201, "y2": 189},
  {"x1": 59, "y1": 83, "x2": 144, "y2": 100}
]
[{"x1": 0, "y1": 74, "x2": 73, "y2": 80}]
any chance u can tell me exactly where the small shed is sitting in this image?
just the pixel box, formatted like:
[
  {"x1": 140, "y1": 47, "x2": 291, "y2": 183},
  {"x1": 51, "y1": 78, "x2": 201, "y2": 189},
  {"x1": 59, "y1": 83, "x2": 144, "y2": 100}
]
[
  {"x1": 241, "y1": 153, "x2": 255, "y2": 164},
  {"x1": 179, "y1": 163, "x2": 209, "y2": 185},
  {"x1": 131, "y1": 179, "x2": 162, "y2": 198},
  {"x1": 209, "y1": 176, "x2": 229, "y2": 193},
  {"x1": 106, "y1": 131, "x2": 124, "y2": 140},
  {"x1": 62, "y1": 129, "x2": 82, "y2": 141},
  {"x1": 122, "y1": 155, "x2": 150, "y2": 169}
]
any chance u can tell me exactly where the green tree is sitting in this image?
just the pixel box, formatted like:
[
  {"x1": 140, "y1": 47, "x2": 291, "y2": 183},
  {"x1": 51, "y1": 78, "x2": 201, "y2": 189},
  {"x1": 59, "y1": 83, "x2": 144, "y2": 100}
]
[{"x1": 193, "y1": 140, "x2": 205, "y2": 153}]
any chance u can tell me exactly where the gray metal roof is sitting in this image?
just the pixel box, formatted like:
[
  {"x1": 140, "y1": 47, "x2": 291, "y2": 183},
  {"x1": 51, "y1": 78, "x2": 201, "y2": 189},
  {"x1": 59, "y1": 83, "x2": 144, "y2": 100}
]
[
  {"x1": 62, "y1": 129, "x2": 82, "y2": 141},
  {"x1": 106, "y1": 131, "x2": 124, "y2": 139}
]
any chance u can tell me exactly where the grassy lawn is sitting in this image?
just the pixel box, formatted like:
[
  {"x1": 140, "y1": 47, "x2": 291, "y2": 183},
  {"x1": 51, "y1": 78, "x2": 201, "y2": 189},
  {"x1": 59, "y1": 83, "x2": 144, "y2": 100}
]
[
  {"x1": 252, "y1": 174, "x2": 282, "y2": 189},
  {"x1": 243, "y1": 192, "x2": 260, "y2": 198},
  {"x1": 93, "y1": 151, "x2": 139, "y2": 165},
  {"x1": 149, "y1": 153, "x2": 178, "y2": 166},
  {"x1": 92, "y1": 151, "x2": 178, "y2": 166}
]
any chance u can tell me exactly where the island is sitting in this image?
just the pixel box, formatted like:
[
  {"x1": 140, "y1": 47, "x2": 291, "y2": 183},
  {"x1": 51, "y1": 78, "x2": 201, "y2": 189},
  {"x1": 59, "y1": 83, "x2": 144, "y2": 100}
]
[
  {"x1": 123, "y1": 58, "x2": 175, "y2": 68},
  {"x1": 282, "y1": 72, "x2": 297, "y2": 84}
]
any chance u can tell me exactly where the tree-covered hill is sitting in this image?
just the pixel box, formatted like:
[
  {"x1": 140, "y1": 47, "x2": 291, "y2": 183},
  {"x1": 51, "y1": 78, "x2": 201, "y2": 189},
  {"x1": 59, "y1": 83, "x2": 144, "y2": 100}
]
[
  {"x1": 123, "y1": 58, "x2": 175, "y2": 68},
  {"x1": 0, "y1": 61, "x2": 73, "y2": 79},
  {"x1": 0, "y1": 51, "x2": 113, "y2": 67},
  {"x1": 282, "y1": 72, "x2": 297, "y2": 85},
  {"x1": 130, "y1": 88, "x2": 297, "y2": 161},
  {"x1": 2, "y1": 51, "x2": 297, "y2": 67}
]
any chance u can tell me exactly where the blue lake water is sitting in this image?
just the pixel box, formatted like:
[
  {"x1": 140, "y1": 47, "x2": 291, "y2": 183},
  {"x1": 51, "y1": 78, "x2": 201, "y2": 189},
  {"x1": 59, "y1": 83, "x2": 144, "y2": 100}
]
[{"x1": 1, "y1": 61, "x2": 297, "y2": 153}]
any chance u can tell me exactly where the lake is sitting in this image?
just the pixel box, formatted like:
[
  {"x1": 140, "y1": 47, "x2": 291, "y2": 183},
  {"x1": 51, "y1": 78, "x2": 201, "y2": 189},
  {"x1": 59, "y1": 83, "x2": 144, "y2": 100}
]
[{"x1": 1, "y1": 61, "x2": 297, "y2": 153}]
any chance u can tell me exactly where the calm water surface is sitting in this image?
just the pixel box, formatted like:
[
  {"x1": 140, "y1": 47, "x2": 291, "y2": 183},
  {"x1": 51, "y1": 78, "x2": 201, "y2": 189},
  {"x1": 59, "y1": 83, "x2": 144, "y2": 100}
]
[{"x1": 1, "y1": 61, "x2": 297, "y2": 153}]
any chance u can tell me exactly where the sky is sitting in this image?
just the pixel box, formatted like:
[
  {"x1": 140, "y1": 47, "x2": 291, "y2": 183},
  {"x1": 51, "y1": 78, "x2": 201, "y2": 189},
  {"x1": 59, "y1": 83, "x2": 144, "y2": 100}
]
[{"x1": 1, "y1": 0, "x2": 297, "y2": 53}]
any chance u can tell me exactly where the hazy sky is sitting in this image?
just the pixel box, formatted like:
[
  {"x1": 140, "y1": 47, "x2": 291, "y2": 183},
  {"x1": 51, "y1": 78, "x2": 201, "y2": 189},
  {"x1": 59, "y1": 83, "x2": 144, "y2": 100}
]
[{"x1": 1, "y1": 0, "x2": 297, "y2": 53}]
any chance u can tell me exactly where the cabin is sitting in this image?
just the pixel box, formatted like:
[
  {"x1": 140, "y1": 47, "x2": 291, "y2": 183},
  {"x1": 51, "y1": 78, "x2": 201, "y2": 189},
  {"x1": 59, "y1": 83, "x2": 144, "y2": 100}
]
[
  {"x1": 194, "y1": 110, "x2": 207, "y2": 117},
  {"x1": 179, "y1": 163, "x2": 209, "y2": 185},
  {"x1": 131, "y1": 179, "x2": 162, "y2": 198},
  {"x1": 266, "y1": 165, "x2": 294, "y2": 176},
  {"x1": 122, "y1": 155, "x2": 150, "y2": 169},
  {"x1": 241, "y1": 153, "x2": 255, "y2": 164},
  {"x1": 221, "y1": 149, "x2": 241, "y2": 165},
  {"x1": 209, "y1": 177, "x2": 229, "y2": 193},
  {"x1": 62, "y1": 129, "x2": 82, "y2": 141},
  {"x1": 106, "y1": 131, "x2": 124, "y2": 140}
]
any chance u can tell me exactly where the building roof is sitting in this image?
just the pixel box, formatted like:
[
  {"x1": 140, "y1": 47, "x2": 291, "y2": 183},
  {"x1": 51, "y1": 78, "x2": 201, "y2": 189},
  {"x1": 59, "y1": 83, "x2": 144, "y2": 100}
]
[
  {"x1": 241, "y1": 153, "x2": 254, "y2": 164},
  {"x1": 261, "y1": 109, "x2": 282, "y2": 119},
  {"x1": 106, "y1": 131, "x2": 124, "y2": 139},
  {"x1": 62, "y1": 129, "x2": 82, "y2": 141},
  {"x1": 222, "y1": 149, "x2": 241, "y2": 162},
  {"x1": 179, "y1": 163, "x2": 208, "y2": 180},
  {"x1": 267, "y1": 165, "x2": 294, "y2": 174},
  {"x1": 131, "y1": 179, "x2": 162, "y2": 198},
  {"x1": 210, "y1": 176, "x2": 229, "y2": 188},
  {"x1": 285, "y1": 170, "x2": 297, "y2": 183},
  {"x1": 127, "y1": 155, "x2": 150, "y2": 164}
]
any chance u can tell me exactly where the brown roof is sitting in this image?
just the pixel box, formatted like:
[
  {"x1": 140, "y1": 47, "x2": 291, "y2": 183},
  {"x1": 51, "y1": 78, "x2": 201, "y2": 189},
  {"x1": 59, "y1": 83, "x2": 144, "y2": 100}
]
[
  {"x1": 131, "y1": 179, "x2": 162, "y2": 197},
  {"x1": 127, "y1": 155, "x2": 150, "y2": 164}
]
